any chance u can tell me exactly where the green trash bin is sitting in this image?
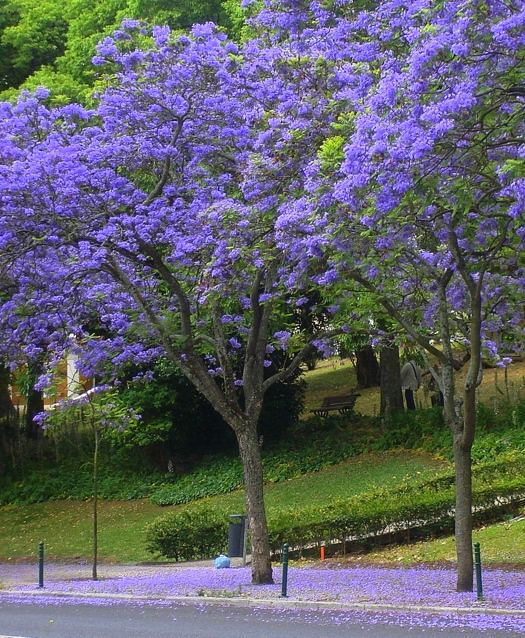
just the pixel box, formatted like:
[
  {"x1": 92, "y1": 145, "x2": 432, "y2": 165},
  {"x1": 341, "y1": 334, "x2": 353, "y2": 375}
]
[{"x1": 228, "y1": 514, "x2": 247, "y2": 558}]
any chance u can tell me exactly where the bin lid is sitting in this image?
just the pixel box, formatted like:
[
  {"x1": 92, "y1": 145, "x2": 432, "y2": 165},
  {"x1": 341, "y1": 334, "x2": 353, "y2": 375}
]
[{"x1": 229, "y1": 514, "x2": 247, "y2": 520}]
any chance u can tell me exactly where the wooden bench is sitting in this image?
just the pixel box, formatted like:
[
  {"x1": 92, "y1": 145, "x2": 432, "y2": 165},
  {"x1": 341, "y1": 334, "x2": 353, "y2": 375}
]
[{"x1": 310, "y1": 393, "x2": 360, "y2": 418}]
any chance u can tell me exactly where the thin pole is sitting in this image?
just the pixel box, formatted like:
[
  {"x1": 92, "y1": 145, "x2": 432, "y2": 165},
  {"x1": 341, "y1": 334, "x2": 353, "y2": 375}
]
[
  {"x1": 474, "y1": 542, "x2": 483, "y2": 600},
  {"x1": 281, "y1": 543, "x2": 289, "y2": 598},
  {"x1": 92, "y1": 425, "x2": 99, "y2": 581},
  {"x1": 242, "y1": 516, "x2": 248, "y2": 567},
  {"x1": 38, "y1": 542, "x2": 44, "y2": 588}
]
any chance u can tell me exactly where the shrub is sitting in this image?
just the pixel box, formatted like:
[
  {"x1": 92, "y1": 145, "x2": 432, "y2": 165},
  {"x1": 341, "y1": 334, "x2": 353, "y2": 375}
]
[
  {"x1": 145, "y1": 504, "x2": 228, "y2": 561},
  {"x1": 4, "y1": 398, "x2": 525, "y2": 508},
  {"x1": 150, "y1": 433, "x2": 362, "y2": 506},
  {"x1": 112, "y1": 358, "x2": 305, "y2": 458}
]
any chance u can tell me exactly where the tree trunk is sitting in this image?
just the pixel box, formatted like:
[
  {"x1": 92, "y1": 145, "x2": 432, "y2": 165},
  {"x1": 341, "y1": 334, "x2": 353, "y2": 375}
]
[
  {"x1": 0, "y1": 364, "x2": 15, "y2": 476},
  {"x1": 438, "y1": 276, "x2": 475, "y2": 592},
  {"x1": 380, "y1": 344, "x2": 403, "y2": 417},
  {"x1": 453, "y1": 282, "x2": 481, "y2": 592},
  {"x1": 25, "y1": 362, "x2": 44, "y2": 440},
  {"x1": 237, "y1": 422, "x2": 273, "y2": 584},
  {"x1": 92, "y1": 425, "x2": 99, "y2": 581},
  {"x1": 453, "y1": 432, "x2": 473, "y2": 591},
  {"x1": 25, "y1": 387, "x2": 44, "y2": 439},
  {"x1": 355, "y1": 345, "x2": 380, "y2": 388},
  {"x1": 0, "y1": 364, "x2": 14, "y2": 421},
  {"x1": 441, "y1": 355, "x2": 473, "y2": 591}
]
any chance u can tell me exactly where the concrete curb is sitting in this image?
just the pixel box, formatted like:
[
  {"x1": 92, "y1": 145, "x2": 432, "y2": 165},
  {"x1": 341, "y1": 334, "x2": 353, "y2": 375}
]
[{"x1": 2, "y1": 588, "x2": 525, "y2": 618}]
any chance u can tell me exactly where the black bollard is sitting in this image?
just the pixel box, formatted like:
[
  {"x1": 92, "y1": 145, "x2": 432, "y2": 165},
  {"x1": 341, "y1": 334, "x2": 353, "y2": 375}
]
[
  {"x1": 38, "y1": 542, "x2": 44, "y2": 588},
  {"x1": 281, "y1": 543, "x2": 289, "y2": 598},
  {"x1": 474, "y1": 542, "x2": 483, "y2": 600}
]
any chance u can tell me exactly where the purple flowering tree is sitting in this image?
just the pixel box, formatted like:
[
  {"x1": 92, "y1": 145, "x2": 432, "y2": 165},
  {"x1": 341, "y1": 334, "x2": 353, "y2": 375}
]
[
  {"x1": 254, "y1": 0, "x2": 524, "y2": 590},
  {"x1": 0, "y1": 21, "x2": 348, "y2": 584}
]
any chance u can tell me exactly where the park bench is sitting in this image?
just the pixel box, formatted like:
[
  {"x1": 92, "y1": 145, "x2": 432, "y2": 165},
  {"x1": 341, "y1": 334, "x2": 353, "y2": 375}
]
[{"x1": 311, "y1": 393, "x2": 360, "y2": 418}]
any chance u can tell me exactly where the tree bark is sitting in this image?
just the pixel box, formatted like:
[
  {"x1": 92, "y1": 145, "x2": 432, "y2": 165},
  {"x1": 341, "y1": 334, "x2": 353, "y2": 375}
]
[
  {"x1": 379, "y1": 344, "x2": 403, "y2": 417},
  {"x1": 25, "y1": 361, "x2": 44, "y2": 440},
  {"x1": 438, "y1": 275, "x2": 474, "y2": 592},
  {"x1": 441, "y1": 356, "x2": 473, "y2": 592},
  {"x1": 454, "y1": 285, "x2": 481, "y2": 591},
  {"x1": 0, "y1": 364, "x2": 14, "y2": 421},
  {"x1": 355, "y1": 345, "x2": 380, "y2": 388},
  {"x1": 0, "y1": 363, "x2": 15, "y2": 476},
  {"x1": 453, "y1": 433, "x2": 473, "y2": 591},
  {"x1": 237, "y1": 422, "x2": 273, "y2": 584}
]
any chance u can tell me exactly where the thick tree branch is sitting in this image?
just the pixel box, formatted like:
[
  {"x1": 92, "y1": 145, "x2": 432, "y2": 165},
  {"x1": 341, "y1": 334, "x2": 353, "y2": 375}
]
[
  {"x1": 211, "y1": 302, "x2": 237, "y2": 402},
  {"x1": 142, "y1": 120, "x2": 184, "y2": 207},
  {"x1": 104, "y1": 257, "x2": 244, "y2": 428},
  {"x1": 348, "y1": 270, "x2": 450, "y2": 365}
]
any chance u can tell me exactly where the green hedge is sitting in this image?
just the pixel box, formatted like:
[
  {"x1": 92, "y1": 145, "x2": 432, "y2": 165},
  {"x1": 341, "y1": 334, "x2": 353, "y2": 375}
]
[
  {"x1": 145, "y1": 504, "x2": 227, "y2": 561},
  {"x1": 149, "y1": 400, "x2": 525, "y2": 508},
  {"x1": 145, "y1": 456, "x2": 525, "y2": 560},
  {"x1": 0, "y1": 428, "x2": 361, "y2": 506},
  {"x1": 0, "y1": 465, "x2": 160, "y2": 505}
]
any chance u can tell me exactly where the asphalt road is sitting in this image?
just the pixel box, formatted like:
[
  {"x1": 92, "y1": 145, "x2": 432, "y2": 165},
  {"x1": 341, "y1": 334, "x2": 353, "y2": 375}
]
[{"x1": 1, "y1": 600, "x2": 524, "y2": 638}]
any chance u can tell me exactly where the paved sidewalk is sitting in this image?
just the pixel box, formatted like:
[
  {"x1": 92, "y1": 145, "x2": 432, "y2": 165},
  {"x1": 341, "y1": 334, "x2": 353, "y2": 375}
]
[{"x1": 0, "y1": 559, "x2": 242, "y2": 588}]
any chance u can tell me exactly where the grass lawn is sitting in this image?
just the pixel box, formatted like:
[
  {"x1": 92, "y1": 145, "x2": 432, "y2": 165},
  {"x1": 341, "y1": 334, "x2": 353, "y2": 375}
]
[
  {"x1": 0, "y1": 450, "x2": 445, "y2": 564},
  {"x1": 213, "y1": 449, "x2": 444, "y2": 512},
  {"x1": 0, "y1": 499, "x2": 166, "y2": 564},
  {"x1": 332, "y1": 510, "x2": 525, "y2": 567},
  {"x1": 303, "y1": 358, "x2": 525, "y2": 416}
]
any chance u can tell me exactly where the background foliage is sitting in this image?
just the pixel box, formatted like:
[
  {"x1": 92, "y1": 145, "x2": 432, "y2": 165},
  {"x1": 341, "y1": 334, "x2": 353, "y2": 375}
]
[{"x1": 0, "y1": 0, "x2": 244, "y2": 102}]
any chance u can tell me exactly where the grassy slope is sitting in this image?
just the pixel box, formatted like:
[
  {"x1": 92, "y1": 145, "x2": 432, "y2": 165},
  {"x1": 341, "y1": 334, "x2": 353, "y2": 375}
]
[
  {"x1": 2, "y1": 359, "x2": 522, "y2": 566},
  {"x1": 303, "y1": 358, "x2": 525, "y2": 416},
  {"x1": 0, "y1": 451, "x2": 443, "y2": 563},
  {"x1": 327, "y1": 510, "x2": 525, "y2": 567}
]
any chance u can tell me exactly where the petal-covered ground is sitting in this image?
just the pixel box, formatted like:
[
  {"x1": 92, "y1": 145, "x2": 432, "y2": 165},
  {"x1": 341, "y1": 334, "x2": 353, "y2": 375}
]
[
  {"x1": 3, "y1": 564, "x2": 525, "y2": 633},
  {"x1": 3, "y1": 563, "x2": 525, "y2": 610}
]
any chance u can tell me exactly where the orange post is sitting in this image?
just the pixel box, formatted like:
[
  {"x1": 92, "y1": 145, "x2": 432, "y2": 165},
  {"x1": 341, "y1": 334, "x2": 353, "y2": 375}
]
[{"x1": 320, "y1": 545, "x2": 325, "y2": 561}]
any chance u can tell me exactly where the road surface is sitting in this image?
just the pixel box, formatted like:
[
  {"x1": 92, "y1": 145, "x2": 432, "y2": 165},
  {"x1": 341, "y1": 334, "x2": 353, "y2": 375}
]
[{"x1": 0, "y1": 600, "x2": 523, "y2": 637}]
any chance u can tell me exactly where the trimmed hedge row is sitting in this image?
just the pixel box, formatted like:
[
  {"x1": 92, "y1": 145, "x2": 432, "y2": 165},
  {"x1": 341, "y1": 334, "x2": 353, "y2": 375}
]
[
  {"x1": 4, "y1": 400, "x2": 524, "y2": 507},
  {"x1": 145, "y1": 455, "x2": 525, "y2": 560}
]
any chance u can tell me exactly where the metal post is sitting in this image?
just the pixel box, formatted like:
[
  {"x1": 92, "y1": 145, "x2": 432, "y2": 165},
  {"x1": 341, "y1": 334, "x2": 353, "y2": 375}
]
[
  {"x1": 281, "y1": 543, "x2": 289, "y2": 598},
  {"x1": 38, "y1": 542, "x2": 44, "y2": 588},
  {"x1": 474, "y1": 542, "x2": 483, "y2": 600}
]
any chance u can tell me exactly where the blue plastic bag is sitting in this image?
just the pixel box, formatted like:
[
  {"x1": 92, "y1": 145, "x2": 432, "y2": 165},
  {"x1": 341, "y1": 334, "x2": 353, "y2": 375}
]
[{"x1": 214, "y1": 554, "x2": 231, "y2": 569}]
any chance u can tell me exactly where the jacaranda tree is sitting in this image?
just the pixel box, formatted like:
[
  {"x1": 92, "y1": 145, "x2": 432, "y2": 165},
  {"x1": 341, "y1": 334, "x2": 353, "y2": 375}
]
[
  {"x1": 250, "y1": 0, "x2": 524, "y2": 590},
  {"x1": 0, "y1": 20, "x2": 348, "y2": 584}
]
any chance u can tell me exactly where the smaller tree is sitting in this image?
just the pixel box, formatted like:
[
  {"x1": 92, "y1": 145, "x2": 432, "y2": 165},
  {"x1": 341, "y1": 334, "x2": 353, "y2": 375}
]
[{"x1": 39, "y1": 384, "x2": 139, "y2": 579}]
